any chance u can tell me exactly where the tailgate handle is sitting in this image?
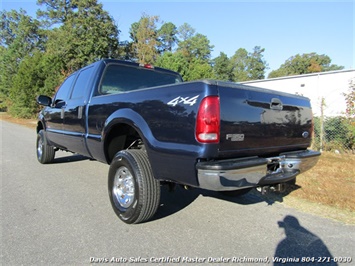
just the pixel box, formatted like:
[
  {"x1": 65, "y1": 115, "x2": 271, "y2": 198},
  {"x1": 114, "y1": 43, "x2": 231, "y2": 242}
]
[{"x1": 270, "y1": 98, "x2": 283, "y2": 110}]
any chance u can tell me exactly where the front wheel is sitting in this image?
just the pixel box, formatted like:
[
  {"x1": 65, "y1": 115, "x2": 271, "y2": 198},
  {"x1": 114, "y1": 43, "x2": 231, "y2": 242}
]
[
  {"x1": 36, "y1": 130, "x2": 55, "y2": 164},
  {"x1": 108, "y1": 149, "x2": 160, "y2": 224}
]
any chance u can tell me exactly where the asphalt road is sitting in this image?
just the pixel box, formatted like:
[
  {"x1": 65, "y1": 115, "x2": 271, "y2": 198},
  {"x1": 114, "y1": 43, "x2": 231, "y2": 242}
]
[{"x1": 1, "y1": 120, "x2": 354, "y2": 265}]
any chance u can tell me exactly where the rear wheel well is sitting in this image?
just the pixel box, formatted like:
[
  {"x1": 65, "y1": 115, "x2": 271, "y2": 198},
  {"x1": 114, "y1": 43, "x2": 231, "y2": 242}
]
[{"x1": 105, "y1": 123, "x2": 143, "y2": 163}]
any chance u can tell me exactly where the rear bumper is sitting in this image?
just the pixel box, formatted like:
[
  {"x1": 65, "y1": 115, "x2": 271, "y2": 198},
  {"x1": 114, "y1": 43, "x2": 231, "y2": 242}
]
[{"x1": 196, "y1": 150, "x2": 320, "y2": 191}]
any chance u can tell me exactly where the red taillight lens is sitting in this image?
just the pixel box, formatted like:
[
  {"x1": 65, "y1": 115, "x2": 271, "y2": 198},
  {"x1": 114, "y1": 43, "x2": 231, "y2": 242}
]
[
  {"x1": 196, "y1": 96, "x2": 220, "y2": 143},
  {"x1": 139, "y1": 63, "x2": 154, "y2": 69}
]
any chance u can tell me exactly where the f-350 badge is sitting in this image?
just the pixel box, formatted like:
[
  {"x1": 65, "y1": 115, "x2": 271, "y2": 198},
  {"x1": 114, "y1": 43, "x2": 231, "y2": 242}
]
[{"x1": 226, "y1": 134, "x2": 245, "y2": 141}]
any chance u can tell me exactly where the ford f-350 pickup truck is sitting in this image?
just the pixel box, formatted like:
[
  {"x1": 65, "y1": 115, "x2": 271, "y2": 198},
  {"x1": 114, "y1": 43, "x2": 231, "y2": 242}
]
[{"x1": 36, "y1": 59, "x2": 320, "y2": 224}]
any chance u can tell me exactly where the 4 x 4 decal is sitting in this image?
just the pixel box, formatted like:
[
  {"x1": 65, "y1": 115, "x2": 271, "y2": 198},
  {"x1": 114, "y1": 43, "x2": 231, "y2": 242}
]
[{"x1": 167, "y1": 95, "x2": 199, "y2": 107}]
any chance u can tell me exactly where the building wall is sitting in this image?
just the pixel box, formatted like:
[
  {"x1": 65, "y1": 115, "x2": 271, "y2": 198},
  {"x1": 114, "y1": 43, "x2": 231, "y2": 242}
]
[{"x1": 241, "y1": 69, "x2": 355, "y2": 117}]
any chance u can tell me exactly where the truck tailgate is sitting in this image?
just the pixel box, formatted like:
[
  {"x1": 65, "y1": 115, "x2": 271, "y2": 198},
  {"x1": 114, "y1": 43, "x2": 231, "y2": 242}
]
[{"x1": 218, "y1": 82, "x2": 313, "y2": 158}]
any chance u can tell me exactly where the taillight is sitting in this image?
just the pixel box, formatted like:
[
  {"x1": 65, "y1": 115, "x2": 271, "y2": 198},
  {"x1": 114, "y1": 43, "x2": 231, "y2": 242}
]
[{"x1": 196, "y1": 96, "x2": 220, "y2": 143}]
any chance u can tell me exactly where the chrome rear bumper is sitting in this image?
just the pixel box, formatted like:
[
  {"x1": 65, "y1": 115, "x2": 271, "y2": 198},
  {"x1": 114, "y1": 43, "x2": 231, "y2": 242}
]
[{"x1": 196, "y1": 150, "x2": 320, "y2": 191}]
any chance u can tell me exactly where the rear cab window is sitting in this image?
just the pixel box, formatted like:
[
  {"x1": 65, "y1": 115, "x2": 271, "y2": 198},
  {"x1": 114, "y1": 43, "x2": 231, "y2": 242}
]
[{"x1": 97, "y1": 64, "x2": 182, "y2": 95}]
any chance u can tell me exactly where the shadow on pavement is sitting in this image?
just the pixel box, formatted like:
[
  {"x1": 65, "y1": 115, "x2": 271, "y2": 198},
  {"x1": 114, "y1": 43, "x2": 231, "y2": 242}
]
[
  {"x1": 152, "y1": 183, "x2": 301, "y2": 222},
  {"x1": 52, "y1": 154, "x2": 90, "y2": 164},
  {"x1": 274, "y1": 215, "x2": 337, "y2": 265}
]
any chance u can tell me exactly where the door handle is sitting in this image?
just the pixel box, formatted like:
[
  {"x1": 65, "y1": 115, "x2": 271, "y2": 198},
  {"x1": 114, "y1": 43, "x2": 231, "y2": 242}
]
[
  {"x1": 61, "y1": 108, "x2": 65, "y2": 119},
  {"x1": 270, "y1": 98, "x2": 283, "y2": 111},
  {"x1": 78, "y1": 106, "x2": 83, "y2": 119}
]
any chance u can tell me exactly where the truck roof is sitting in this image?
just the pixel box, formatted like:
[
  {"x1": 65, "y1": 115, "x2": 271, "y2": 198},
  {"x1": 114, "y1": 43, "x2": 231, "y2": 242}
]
[{"x1": 99, "y1": 59, "x2": 181, "y2": 77}]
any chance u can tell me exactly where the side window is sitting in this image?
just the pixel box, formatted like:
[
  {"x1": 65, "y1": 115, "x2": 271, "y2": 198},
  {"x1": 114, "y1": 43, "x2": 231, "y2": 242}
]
[
  {"x1": 70, "y1": 66, "x2": 94, "y2": 100},
  {"x1": 54, "y1": 74, "x2": 76, "y2": 106},
  {"x1": 99, "y1": 65, "x2": 125, "y2": 95}
]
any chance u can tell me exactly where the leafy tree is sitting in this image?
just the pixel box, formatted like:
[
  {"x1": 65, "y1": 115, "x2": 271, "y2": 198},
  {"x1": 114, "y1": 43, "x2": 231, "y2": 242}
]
[
  {"x1": 230, "y1": 48, "x2": 249, "y2": 81},
  {"x1": 37, "y1": 0, "x2": 74, "y2": 25},
  {"x1": 177, "y1": 27, "x2": 213, "y2": 63},
  {"x1": 157, "y1": 22, "x2": 178, "y2": 53},
  {"x1": 176, "y1": 23, "x2": 195, "y2": 59},
  {"x1": 229, "y1": 46, "x2": 267, "y2": 81},
  {"x1": 129, "y1": 22, "x2": 139, "y2": 44},
  {"x1": 0, "y1": 9, "x2": 43, "y2": 111},
  {"x1": 213, "y1": 52, "x2": 233, "y2": 81},
  {"x1": 155, "y1": 51, "x2": 189, "y2": 79},
  {"x1": 156, "y1": 51, "x2": 213, "y2": 81},
  {"x1": 188, "y1": 34, "x2": 213, "y2": 62},
  {"x1": 156, "y1": 23, "x2": 214, "y2": 80},
  {"x1": 177, "y1": 23, "x2": 195, "y2": 42},
  {"x1": 38, "y1": 0, "x2": 120, "y2": 72},
  {"x1": 247, "y1": 46, "x2": 268, "y2": 80},
  {"x1": 268, "y1": 53, "x2": 344, "y2": 78},
  {"x1": 9, "y1": 52, "x2": 62, "y2": 117},
  {"x1": 185, "y1": 58, "x2": 213, "y2": 81},
  {"x1": 132, "y1": 14, "x2": 160, "y2": 64}
]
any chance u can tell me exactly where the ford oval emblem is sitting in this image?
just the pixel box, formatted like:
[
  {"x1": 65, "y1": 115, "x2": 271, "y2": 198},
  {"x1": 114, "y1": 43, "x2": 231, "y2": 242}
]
[{"x1": 302, "y1": 131, "x2": 309, "y2": 138}]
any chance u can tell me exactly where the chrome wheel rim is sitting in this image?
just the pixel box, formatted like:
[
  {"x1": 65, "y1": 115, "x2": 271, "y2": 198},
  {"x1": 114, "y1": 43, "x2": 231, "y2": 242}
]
[
  {"x1": 113, "y1": 166, "x2": 135, "y2": 208},
  {"x1": 37, "y1": 137, "x2": 43, "y2": 159}
]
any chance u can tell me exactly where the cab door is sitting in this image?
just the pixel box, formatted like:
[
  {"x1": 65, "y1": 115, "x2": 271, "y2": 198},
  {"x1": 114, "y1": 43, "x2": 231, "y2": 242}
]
[
  {"x1": 45, "y1": 74, "x2": 76, "y2": 148},
  {"x1": 61, "y1": 66, "x2": 95, "y2": 156}
]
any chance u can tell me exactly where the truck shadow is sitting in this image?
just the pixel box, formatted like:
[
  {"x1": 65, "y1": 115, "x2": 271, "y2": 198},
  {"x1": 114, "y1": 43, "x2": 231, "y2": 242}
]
[
  {"x1": 153, "y1": 184, "x2": 301, "y2": 222},
  {"x1": 249, "y1": 183, "x2": 302, "y2": 206},
  {"x1": 52, "y1": 154, "x2": 90, "y2": 164}
]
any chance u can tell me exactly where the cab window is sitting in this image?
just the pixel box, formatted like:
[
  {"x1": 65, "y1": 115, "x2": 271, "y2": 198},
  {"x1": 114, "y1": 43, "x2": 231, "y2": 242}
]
[
  {"x1": 54, "y1": 74, "x2": 76, "y2": 106},
  {"x1": 70, "y1": 66, "x2": 94, "y2": 100}
]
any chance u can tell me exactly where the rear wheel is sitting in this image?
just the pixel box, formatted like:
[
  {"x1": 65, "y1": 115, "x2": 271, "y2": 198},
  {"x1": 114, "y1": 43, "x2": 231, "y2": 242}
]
[
  {"x1": 36, "y1": 130, "x2": 55, "y2": 164},
  {"x1": 108, "y1": 149, "x2": 160, "y2": 224}
]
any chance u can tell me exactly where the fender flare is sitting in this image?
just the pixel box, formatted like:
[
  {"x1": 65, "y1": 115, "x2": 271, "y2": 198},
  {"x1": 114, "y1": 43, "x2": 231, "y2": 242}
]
[{"x1": 103, "y1": 108, "x2": 155, "y2": 147}]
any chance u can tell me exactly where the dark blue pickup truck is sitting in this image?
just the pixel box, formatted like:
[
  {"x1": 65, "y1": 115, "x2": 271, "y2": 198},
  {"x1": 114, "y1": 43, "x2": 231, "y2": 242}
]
[{"x1": 36, "y1": 59, "x2": 320, "y2": 224}]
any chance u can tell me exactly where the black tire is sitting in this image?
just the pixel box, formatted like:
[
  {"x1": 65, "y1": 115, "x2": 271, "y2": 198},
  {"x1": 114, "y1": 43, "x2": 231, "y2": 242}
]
[
  {"x1": 36, "y1": 130, "x2": 55, "y2": 164},
  {"x1": 220, "y1": 188, "x2": 253, "y2": 197},
  {"x1": 108, "y1": 149, "x2": 160, "y2": 224}
]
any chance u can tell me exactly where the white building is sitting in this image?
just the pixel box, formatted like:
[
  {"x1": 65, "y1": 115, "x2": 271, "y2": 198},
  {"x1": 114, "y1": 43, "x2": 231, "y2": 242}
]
[{"x1": 241, "y1": 69, "x2": 355, "y2": 117}]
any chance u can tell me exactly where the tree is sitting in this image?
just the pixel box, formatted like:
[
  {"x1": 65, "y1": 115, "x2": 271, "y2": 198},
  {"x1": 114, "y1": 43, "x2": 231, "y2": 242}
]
[
  {"x1": 230, "y1": 48, "x2": 249, "y2": 81},
  {"x1": 9, "y1": 52, "x2": 62, "y2": 117},
  {"x1": 157, "y1": 22, "x2": 177, "y2": 53},
  {"x1": 188, "y1": 34, "x2": 214, "y2": 62},
  {"x1": 268, "y1": 53, "x2": 344, "y2": 78},
  {"x1": 229, "y1": 46, "x2": 267, "y2": 81},
  {"x1": 129, "y1": 22, "x2": 139, "y2": 43},
  {"x1": 177, "y1": 25, "x2": 213, "y2": 63},
  {"x1": 0, "y1": 9, "x2": 43, "y2": 111},
  {"x1": 213, "y1": 52, "x2": 233, "y2": 81},
  {"x1": 155, "y1": 51, "x2": 213, "y2": 81},
  {"x1": 156, "y1": 23, "x2": 214, "y2": 80},
  {"x1": 38, "y1": 0, "x2": 120, "y2": 72},
  {"x1": 247, "y1": 46, "x2": 268, "y2": 80},
  {"x1": 177, "y1": 23, "x2": 195, "y2": 41},
  {"x1": 131, "y1": 14, "x2": 160, "y2": 64},
  {"x1": 185, "y1": 58, "x2": 213, "y2": 81},
  {"x1": 155, "y1": 51, "x2": 189, "y2": 79},
  {"x1": 37, "y1": 0, "x2": 74, "y2": 26},
  {"x1": 176, "y1": 23, "x2": 195, "y2": 59}
]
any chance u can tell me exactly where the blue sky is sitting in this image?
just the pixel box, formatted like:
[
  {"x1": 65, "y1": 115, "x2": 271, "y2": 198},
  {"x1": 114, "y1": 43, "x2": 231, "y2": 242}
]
[{"x1": 2, "y1": 0, "x2": 354, "y2": 75}]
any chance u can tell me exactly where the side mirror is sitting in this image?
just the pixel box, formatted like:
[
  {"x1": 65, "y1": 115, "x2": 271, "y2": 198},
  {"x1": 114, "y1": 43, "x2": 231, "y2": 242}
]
[{"x1": 36, "y1": 95, "x2": 52, "y2": 107}]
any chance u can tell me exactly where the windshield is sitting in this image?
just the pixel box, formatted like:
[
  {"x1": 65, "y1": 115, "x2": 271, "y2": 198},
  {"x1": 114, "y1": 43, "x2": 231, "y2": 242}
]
[{"x1": 99, "y1": 64, "x2": 182, "y2": 95}]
